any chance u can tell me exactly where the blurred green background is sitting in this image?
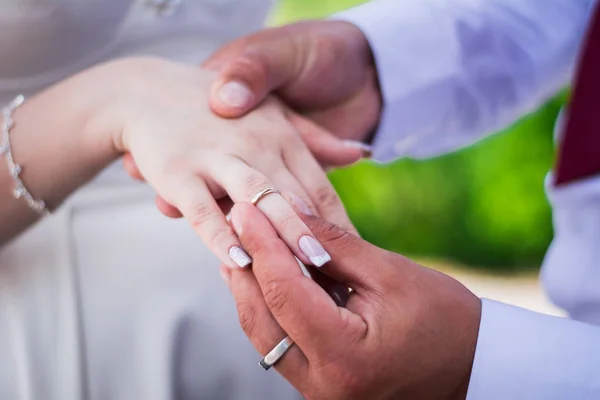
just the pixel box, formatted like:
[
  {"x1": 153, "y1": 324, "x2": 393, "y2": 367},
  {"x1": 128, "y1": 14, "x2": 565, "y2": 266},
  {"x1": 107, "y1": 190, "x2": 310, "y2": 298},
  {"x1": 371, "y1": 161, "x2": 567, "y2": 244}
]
[{"x1": 272, "y1": 0, "x2": 567, "y2": 272}]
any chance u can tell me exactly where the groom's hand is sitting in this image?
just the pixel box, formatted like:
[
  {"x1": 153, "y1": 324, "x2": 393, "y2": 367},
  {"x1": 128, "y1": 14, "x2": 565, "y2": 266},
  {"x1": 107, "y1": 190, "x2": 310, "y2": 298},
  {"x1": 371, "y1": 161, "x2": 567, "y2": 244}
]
[
  {"x1": 225, "y1": 202, "x2": 481, "y2": 400},
  {"x1": 204, "y1": 21, "x2": 382, "y2": 149}
]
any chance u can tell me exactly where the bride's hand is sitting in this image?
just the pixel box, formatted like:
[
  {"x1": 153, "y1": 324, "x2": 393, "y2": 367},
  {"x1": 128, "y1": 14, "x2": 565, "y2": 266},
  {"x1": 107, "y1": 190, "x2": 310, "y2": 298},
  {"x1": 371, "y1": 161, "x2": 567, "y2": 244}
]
[{"x1": 98, "y1": 57, "x2": 354, "y2": 269}]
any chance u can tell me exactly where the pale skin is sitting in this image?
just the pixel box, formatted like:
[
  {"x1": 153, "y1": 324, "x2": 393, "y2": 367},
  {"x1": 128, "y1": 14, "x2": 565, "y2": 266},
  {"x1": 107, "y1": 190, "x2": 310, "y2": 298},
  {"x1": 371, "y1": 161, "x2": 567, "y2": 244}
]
[
  {"x1": 207, "y1": 20, "x2": 484, "y2": 398},
  {"x1": 0, "y1": 56, "x2": 364, "y2": 269},
  {"x1": 124, "y1": 20, "x2": 380, "y2": 206}
]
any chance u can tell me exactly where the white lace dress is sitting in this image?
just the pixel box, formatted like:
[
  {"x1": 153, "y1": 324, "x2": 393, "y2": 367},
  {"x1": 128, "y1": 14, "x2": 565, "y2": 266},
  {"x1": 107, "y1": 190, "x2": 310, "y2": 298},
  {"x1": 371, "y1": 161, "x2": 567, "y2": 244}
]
[{"x1": 0, "y1": 1, "x2": 299, "y2": 399}]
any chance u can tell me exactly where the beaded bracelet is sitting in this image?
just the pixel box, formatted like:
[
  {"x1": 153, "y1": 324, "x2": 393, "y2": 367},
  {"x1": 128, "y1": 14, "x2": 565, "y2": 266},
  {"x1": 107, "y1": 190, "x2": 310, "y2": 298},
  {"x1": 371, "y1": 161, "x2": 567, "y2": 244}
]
[{"x1": 0, "y1": 95, "x2": 49, "y2": 216}]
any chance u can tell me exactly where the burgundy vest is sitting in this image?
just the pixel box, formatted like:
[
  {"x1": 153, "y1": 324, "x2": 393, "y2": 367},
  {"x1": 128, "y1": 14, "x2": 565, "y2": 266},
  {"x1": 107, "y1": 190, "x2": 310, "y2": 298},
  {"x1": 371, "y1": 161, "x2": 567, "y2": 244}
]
[{"x1": 555, "y1": 5, "x2": 600, "y2": 185}]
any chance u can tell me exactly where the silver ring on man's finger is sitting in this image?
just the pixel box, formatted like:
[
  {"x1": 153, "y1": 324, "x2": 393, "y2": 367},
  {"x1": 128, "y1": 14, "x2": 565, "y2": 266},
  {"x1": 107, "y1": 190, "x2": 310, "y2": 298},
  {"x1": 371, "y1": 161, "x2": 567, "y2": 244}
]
[
  {"x1": 259, "y1": 336, "x2": 295, "y2": 370},
  {"x1": 259, "y1": 257, "x2": 307, "y2": 370}
]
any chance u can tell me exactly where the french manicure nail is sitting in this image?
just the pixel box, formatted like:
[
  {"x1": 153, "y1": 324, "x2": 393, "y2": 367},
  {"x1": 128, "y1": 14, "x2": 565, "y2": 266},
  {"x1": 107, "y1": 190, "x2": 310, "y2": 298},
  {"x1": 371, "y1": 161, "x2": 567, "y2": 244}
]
[
  {"x1": 229, "y1": 245, "x2": 252, "y2": 268},
  {"x1": 343, "y1": 140, "x2": 373, "y2": 158},
  {"x1": 218, "y1": 81, "x2": 252, "y2": 108},
  {"x1": 289, "y1": 193, "x2": 313, "y2": 216},
  {"x1": 299, "y1": 236, "x2": 331, "y2": 267}
]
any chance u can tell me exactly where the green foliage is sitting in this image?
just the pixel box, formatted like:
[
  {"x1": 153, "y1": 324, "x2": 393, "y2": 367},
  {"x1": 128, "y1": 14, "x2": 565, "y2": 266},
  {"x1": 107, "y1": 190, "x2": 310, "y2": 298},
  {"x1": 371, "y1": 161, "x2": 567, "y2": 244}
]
[
  {"x1": 330, "y1": 95, "x2": 565, "y2": 271},
  {"x1": 273, "y1": 0, "x2": 566, "y2": 270},
  {"x1": 270, "y1": 0, "x2": 367, "y2": 22}
]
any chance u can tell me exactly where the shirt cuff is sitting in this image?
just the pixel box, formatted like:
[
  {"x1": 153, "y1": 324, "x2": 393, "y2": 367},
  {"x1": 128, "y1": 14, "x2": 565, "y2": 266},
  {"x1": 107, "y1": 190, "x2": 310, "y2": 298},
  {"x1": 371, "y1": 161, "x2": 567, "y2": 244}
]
[
  {"x1": 467, "y1": 299, "x2": 600, "y2": 399},
  {"x1": 332, "y1": 0, "x2": 590, "y2": 164},
  {"x1": 541, "y1": 172, "x2": 600, "y2": 325},
  {"x1": 333, "y1": 0, "x2": 463, "y2": 163}
]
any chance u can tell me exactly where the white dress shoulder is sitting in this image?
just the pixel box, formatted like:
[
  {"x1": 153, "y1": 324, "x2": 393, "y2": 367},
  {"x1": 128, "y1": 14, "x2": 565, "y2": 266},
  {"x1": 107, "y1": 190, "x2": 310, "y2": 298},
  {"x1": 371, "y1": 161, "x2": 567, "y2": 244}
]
[{"x1": 0, "y1": 1, "x2": 299, "y2": 399}]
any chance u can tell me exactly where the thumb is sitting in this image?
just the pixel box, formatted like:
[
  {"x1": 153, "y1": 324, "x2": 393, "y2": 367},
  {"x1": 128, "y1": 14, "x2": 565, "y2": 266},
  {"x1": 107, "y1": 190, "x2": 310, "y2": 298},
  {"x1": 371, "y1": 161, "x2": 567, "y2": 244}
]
[{"x1": 207, "y1": 29, "x2": 301, "y2": 118}]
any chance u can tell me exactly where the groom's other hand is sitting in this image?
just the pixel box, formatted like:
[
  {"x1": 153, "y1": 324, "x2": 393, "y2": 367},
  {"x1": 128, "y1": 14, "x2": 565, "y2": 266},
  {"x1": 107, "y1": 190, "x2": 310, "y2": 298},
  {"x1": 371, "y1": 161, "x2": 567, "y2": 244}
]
[
  {"x1": 227, "y1": 202, "x2": 482, "y2": 400},
  {"x1": 204, "y1": 21, "x2": 381, "y2": 148}
]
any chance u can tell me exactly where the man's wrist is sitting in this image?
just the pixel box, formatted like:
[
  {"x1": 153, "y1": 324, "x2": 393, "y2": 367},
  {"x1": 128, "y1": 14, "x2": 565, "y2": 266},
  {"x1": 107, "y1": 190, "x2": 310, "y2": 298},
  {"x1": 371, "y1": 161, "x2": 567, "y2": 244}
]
[
  {"x1": 337, "y1": 21, "x2": 382, "y2": 144},
  {"x1": 450, "y1": 295, "x2": 481, "y2": 400}
]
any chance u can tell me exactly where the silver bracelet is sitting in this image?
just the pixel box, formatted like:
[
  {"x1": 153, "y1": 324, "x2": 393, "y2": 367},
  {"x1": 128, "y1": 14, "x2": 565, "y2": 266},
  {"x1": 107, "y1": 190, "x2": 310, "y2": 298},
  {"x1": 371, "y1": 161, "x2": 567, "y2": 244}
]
[{"x1": 0, "y1": 95, "x2": 49, "y2": 216}]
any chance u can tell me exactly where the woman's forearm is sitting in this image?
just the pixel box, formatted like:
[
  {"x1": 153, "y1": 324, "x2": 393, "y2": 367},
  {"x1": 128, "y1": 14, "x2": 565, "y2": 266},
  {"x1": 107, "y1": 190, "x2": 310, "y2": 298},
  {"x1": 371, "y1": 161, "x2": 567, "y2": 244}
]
[
  {"x1": 0, "y1": 65, "x2": 119, "y2": 246},
  {"x1": 0, "y1": 56, "x2": 355, "y2": 270}
]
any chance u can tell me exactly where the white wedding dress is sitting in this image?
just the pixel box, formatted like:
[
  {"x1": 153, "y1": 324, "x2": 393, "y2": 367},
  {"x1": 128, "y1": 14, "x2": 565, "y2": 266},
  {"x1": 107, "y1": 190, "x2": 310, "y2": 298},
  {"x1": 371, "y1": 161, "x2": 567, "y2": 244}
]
[{"x1": 0, "y1": 1, "x2": 300, "y2": 399}]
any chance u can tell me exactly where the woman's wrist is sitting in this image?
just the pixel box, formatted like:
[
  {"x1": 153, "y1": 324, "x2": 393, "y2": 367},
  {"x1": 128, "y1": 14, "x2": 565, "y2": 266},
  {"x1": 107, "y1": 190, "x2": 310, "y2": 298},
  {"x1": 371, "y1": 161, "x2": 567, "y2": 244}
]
[
  {"x1": 3, "y1": 64, "x2": 127, "y2": 209},
  {"x1": 88, "y1": 57, "x2": 218, "y2": 154},
  {"x1": 65, "y1": 60, "x2": 132, "y2": 165}
]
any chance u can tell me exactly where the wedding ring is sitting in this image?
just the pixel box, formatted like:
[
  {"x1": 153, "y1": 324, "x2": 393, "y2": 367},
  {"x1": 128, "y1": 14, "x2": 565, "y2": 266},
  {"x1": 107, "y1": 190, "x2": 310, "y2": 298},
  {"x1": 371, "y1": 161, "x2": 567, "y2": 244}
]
[
  {"x1": 260, "y1": 336, "x2": 295, "y2": 370},
  {"x1": 250, "y1": 187, "x2": 280, "y2": 207},
  {"x1": 259, "y1": 257, "x2": 308, "y2": 371}
]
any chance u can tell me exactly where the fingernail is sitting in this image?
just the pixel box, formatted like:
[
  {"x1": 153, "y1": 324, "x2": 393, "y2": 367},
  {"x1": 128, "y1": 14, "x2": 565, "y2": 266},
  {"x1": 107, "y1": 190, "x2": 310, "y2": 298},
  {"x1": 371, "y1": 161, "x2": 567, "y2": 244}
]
[
  {"x1": 299, "y1": 236, "x2": 331, "y2": 267},
  {"x1": 220, "y1": 268, "x2": 232, "y2": 290},
  {"x1": 229, "y1": 245, "x2": 252, "y2": 268},
  {"x1": 289, "y1": 193, "x2": 313, "y2": 216},
  {"x1": 218, "y1": 81, "x2": 252, "y2": 108},
  {"x1": 343, "y1": 140, "x2": 373, "y2": 158}
]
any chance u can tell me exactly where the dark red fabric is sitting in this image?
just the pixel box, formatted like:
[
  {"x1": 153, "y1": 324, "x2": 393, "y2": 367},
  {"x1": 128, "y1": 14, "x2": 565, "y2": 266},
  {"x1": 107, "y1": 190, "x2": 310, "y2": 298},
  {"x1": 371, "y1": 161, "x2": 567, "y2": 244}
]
[{"x1": 555, "y1": 6, "x2": 600, "y2": 186}]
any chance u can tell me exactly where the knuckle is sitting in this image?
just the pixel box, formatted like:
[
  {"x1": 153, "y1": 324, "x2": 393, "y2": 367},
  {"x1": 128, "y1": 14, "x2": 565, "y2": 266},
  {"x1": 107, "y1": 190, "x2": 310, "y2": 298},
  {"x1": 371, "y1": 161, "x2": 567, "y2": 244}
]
[
  {"x1": 313, "y1": 32, "x2": 340, "y2": 61},
  {"x1": 242, "y1": 128, "x2": 267, "y2": 149},
  {"x1": 240, "y1": 173, "x2": 270, "y2": 198},
  {"x1": 227, "y1": 52, "x2": 269, "y2": 90},
  {"x1": 314, "y1": 184, "x2": 342, "y2": 211},
  {"x1": 316, "y1": 221, "x2": 353, "y2": 247},
  {"x1": 275, "y1": 211, "x2": 300, "y2": 233},
  {"x1": 252, "y1": 239, "x2": 287, "y2": 265},
  {"x1": 279, "y1": 124, "x2": 300, "y2": 139},
  {"x1": 237, "y1": 301, "x2": 258, "y2": 337},
  {"x1": 209, "y1": 225, "x2": 236, "y2": 250},
  {"x1": 309, "y1": 33, "x2": 348, "y2": 80},
  {"x1": 187, "y1": 202, "x2": 219, "y2": 231},
  {"x1": 262, "y1": 279, "x2": 290, "y2": 318},
  {"x1": 227, "y1": 138, "x2": 260, "y2": 160},
  {"x1": 280, "y1": 128, "x2": 303, "y2": 150},
  {"x1": 163, "y1": 155, "x2": 192, "y2": 178}
]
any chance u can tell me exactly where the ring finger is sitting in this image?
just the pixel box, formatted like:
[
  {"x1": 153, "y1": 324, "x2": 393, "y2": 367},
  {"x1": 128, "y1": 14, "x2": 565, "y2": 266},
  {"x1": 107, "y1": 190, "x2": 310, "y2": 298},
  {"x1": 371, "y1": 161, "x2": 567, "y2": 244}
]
[
  {"x1": 210, "y1": 156, "x2": 331, "y2": 267},
  {"x1": 229, "y1": 267, "x2": 309, "y2": 380},
  {"x1": 267, "y1": 167, "x2": 319, "y2": 216}
]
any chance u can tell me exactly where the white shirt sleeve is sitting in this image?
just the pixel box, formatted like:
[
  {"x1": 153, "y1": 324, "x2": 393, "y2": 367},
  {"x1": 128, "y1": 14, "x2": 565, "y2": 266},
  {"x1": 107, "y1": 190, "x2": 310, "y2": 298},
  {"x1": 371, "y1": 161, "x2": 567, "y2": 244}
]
[
  {"x1": 335, "y1": 0, "x2": 595, "y2": 162},
  {"x1": 542, "y1": 174, "x2": 600, "y2": 326},
  {"x1": 468, "y1": 299, "x2": 600, "y2": 399}
]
